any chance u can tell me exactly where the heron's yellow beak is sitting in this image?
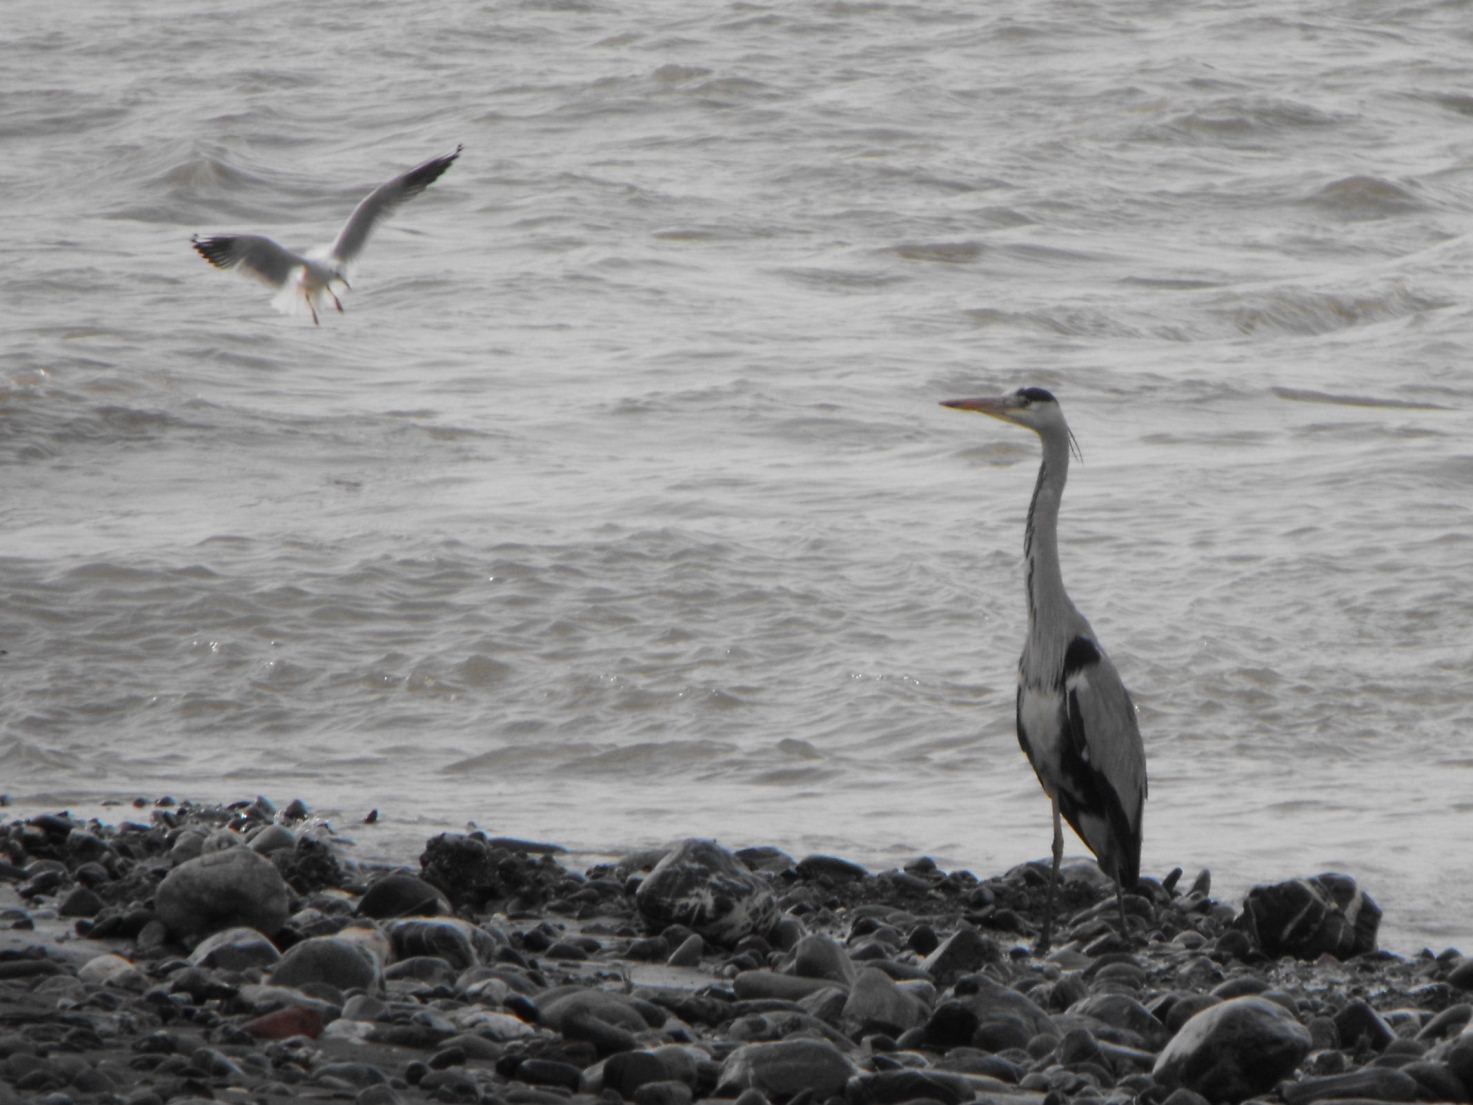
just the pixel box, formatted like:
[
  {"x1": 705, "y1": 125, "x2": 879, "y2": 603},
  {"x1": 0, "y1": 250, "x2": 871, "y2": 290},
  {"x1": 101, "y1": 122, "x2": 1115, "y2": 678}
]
[{"x1": 941, "y1": 396, "x2": 1015, "y2": 423}]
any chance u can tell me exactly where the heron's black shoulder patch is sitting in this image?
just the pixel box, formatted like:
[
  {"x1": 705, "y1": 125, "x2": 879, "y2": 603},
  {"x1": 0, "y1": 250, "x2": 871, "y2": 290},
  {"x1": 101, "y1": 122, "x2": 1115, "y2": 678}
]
[
  {"x1": 1019, "y1": 386, "x2": 1057, "y2": 404},
  {"x1": 1063, "y1": 636, "x2": 1101, "y2": 677}
]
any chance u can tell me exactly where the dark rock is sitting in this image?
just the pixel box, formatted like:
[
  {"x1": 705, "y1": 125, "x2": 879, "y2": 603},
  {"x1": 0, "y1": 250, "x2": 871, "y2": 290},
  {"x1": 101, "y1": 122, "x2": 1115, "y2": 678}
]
[
  {"x1": 386, "y1": 917, "x2": 498, "y2": 969},
  {"x1": 955, "y1": 974, "x2": 1056, "y2": 1051},
  {"x1": 920, "y1": 927, "x2": 998, "y2": 985},
  {"x1": 540, "y1": 988, "x2": 650, "y2": 1036},
  {"x1": 626, "y1": 935, "x2": 670, "y2": 961},
  {"x1": 1059, "y1": 1025, "x2": 1103, "y2": 1064},
  {"x1": 793, "y1": 932, "x2": 855, "y2": 984},
  {"x1": 1334, "y1": 998, "x2": 1395, "y2": 1052},
  {"x1": 189, "y1": 926, "x2": 282, "y2": 971},
  {"x1": 383, "y1": 955, "x2": 456, "y2": 984},
  {"x1": 248, "y1": 824, "x2": 296, "y2": 854},
  {"x1": 1281, "y1": 1066, "x2": 1420, "y2": 1104},
  {"x1": 923, "y1": 999, "x2": 980, "y2": 1050},
  {"x1": 1400, "y1": 1059, "x2": 1467, "y2": 1102},
  {"x1": 58, "y1": 886, "x2": 105, "y2": 918},
  {"x1": 1417, "y1": 1002, "x2": 1473, "y2": 1042},
  {"x1": 1068, "y1": 991, "x2": 1169, "y2": 1049},
  {"x1": 796, "y1": 854, "x2": 869, "y2": 881},
  {"x1": 155, "y1": 848, "x2": 291, "y2": 939},
  {"x1": 1450, "y1": 958, "x2": 1473, "y2": 992},
  {"x1": 517, "y1": 1058, "x2": 581, "y2": 1090},
  {"x1": 633, "y1": 1081, "x2": 693, "y2": 1105},
  {"x1": 733, "y1": 970, "x2": 842, "y2": 1001},
  {"x1": 269, "y1": 936, "x2": 381, "y2": 993},
  {"x1": 841, "y1": 967, "x2": 927, "y2": 1039},
  {"x1": 843, "y1": 1068, "x2": 1024, "y2": 1105},
  {"x1": 1447, "y1": 1032, "x2": 1473, "y2": 1091},
  {"x1": 716, "y1": 1038, "x2": 859, "y2": 1099},
  {"x1": 604, "y1": 1051, "x2": 671, "y2": 1097},
  {"x1": 1233, "y1": 874, "x2": 1380, "y2": 960},
  {"x1": 563, "y1": 1006, "x2": 639, "y2": 1056},
  {"x1": 314, "y1": 1061, "x2": 391, "y2": 1087},
  {"x1": 667, "y1": 932, "x2": 704, "y2": 967},
  {"x1": 1211, "y1": 975, "x2": 1268, "y2": 999},
  {"x1": 418, "y1": 832, "x2": 562, "y2": 912},
  {"x1": 1153, "y1": 995, "x2": 1311, "y2": 1103},
  {"x1": 358, "y1": 872, "x2": 450, "y2": 919},
  {"x1": 635, "y1": 838, "x2": 779, "y2": 945}
]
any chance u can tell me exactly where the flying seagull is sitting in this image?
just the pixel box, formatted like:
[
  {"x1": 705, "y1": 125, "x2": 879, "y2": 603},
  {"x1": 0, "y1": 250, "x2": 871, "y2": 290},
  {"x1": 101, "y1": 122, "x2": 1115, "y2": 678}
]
[
  {"x1": 943, "y1": 387, "x2": 1147, "y2": 952},
  {"x1": 192, "y1": 145, "x2": 462, "y2": 324}
]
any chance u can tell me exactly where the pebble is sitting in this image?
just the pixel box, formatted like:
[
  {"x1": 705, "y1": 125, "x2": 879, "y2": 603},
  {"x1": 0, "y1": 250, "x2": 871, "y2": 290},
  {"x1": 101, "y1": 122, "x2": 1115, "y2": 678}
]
[
  {"x1": 0, "y1": 802, "x2": 1450, "y2": 1105},
  {"x1": 716, "y1": 1037, "x2": 860, "y2": 1099}
]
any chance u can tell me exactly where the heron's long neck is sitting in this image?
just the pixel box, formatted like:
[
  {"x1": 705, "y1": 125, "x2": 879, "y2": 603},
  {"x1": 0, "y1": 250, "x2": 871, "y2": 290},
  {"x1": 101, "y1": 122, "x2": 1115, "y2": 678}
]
[{"x1": 1023, "y1": 431, "x2": 1071, "y2": 633}]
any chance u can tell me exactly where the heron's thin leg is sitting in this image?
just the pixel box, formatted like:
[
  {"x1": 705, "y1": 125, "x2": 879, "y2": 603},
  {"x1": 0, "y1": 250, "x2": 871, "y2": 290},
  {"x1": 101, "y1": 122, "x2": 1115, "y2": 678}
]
[
  {"x1": 306, "y1": 293, "x2": 319, "y2": 326},
  {"x1": 1115, "y1": 880, "x2": 1130, "y2": 943},
  {"x1": 329, "y1": 288, "x2": 344, "y2": 313},
  {"x1": 1039, "y1": 794, "x2": 1063, "y2": 953}
]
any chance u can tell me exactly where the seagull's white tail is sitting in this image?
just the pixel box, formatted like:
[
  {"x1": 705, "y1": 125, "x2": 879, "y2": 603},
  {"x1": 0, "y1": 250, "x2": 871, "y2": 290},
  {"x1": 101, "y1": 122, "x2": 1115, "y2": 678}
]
[{"x1": 269, "y1": 266, "x2": 327, "y2": 322}]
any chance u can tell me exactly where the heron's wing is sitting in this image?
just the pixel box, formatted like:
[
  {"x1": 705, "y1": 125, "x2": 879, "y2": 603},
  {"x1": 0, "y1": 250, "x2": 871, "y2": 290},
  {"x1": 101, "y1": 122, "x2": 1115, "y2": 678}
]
[
  {"x1": 326, "y1": 145, "x2": 462, "y2": 266},
  {"x1": 1059, "y1": 635, "x2": 1147, "y2": 884},
  {"x1": 192, "y1": 234, "x2": 303, "y2": 289}
]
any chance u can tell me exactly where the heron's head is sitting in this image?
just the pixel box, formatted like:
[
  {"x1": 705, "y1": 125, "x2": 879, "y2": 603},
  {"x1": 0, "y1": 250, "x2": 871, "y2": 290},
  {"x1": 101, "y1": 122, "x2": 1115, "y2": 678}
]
[{"x1": 941, "y1": 387, "x2": 1081, "y2": 457}]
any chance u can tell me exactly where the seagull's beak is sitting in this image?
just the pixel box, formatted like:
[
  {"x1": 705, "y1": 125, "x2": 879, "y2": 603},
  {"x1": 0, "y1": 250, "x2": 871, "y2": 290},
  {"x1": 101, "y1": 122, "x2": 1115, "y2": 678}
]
[{"x1": 941, "y1": 395, "x2": 1016, "y2": 423}]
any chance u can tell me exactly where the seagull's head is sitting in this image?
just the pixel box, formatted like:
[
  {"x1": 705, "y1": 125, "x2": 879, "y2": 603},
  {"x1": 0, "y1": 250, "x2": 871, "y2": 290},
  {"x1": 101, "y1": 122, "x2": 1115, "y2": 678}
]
[{"x1": 941, "y1": 387, "x2": 1081, "y2": 458}]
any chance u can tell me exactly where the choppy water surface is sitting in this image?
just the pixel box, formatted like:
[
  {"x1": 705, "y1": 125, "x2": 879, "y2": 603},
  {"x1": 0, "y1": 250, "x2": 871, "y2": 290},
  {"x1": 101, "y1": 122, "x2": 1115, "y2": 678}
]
[{"x1": 2, "y1": 0, "x2": 1471, "y2": 950}]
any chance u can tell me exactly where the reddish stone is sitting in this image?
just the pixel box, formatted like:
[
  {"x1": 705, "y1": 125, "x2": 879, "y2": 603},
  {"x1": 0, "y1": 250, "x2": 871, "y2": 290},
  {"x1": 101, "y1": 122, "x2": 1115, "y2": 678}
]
[{"x1": 241, "y1": 1005, "x2": 325, "y2": 1040}]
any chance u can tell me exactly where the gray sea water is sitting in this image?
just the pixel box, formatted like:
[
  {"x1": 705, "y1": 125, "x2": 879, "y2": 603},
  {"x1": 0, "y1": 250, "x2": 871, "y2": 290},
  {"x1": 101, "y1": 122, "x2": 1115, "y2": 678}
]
[{"x1": 3, "y1": 0, "x2": 1471, "y2": 952}]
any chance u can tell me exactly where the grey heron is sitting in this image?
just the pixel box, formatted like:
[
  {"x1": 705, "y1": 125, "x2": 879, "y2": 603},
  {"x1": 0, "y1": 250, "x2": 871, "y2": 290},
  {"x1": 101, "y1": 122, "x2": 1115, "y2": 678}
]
[
  {"x1": 943, "y1": 386, "x2": 1147, "y2": 951},
  {"x1": 192, "y1": 145, "x2": 462, "y2": 324}
]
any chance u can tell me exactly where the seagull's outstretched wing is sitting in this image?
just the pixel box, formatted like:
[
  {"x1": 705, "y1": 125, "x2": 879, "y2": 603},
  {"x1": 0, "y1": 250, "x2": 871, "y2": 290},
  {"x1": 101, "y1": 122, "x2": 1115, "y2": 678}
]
[
  {"x1": 327, "y1": 144, "x2": 463, "y2": 266},
  {"x1": 192, "y1": 234, "x2": 304, "y2": 289}
]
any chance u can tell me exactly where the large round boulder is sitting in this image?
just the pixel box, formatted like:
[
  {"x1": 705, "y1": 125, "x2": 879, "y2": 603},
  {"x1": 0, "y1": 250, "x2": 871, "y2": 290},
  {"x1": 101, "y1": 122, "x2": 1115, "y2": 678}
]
[
  {"x1": 634, "y1": 838, "x2": 778, "y2": 945},
  {"x1": 268, "y1": 936, "x2": 382, "y2": 993},
  {"x1": 1233, "y1": 873, "x2": 1380, "y2": 960},
  {"x1": 1153, "y1": 995, "x2": 1312, "y2": 1103},
  {"x1": 156, "y1": 848, "x2": 291, "y2": 940}
]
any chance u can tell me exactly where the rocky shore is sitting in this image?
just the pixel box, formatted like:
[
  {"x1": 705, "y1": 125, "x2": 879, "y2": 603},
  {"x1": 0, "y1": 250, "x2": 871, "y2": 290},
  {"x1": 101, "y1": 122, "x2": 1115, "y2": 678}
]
[{"x1": 2, "y1": 797, "x2": 1471, "y2": 1105}]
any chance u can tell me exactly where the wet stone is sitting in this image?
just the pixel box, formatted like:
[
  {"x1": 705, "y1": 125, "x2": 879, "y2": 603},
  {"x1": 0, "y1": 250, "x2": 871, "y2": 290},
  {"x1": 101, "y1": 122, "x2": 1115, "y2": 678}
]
[
  {"x1": 1448, "y1": 958, "x2": 1473, "y2": 992},
  {"x1": 155, "y1": 848, "x2": 291, "y2": 939},
  {"x1": 603, "y1": 1050, "x2": 671, "y2": 1097},
  {"x1": 716, "y1": 1037, "x2": 860, "y2": 1100},
  {"x1": 1334, "y1": 998, "x2": 1396, "y2": 1052},
  {"x1": 57, "y1": 886, "x2": 104, "y2": 918},
  {"x1": 635, "y1": 838, "x2": 779, "y2": 946},
  {"x1": 1234, "y1": 873, "x2": 1381, "y2": 960},
  {"x1": 1153, "y1": 995, "x2": 1312, "y2": 1104},
  {"x1": 792, "y1": 932, "x2": 855, "y2": 984},
  {"x1": 358, "y1": 872, "x2": 451, "y2": 919},
  {"x1": 841, "y1": 966, "x2": 927, "y2": 1039},
  {"x1": 633, "y1": 1081, "x2": 693, "y2": 1105},
  {"x1": 268, "y1": 935, "x2": 381, "y2": 993},
  {"x1": 1281, "y1": 1066, "x2": 1421, "y2": 1104},
  {"x1": 189, "y1": 925, "x2": 282, "y2": 971}
]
